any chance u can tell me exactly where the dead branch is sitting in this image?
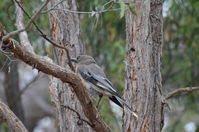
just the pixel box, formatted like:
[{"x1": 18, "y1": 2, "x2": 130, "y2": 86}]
[
  {"x1": 0, "y1": 24, "x2": 111, "y2": 132},
  {"x1": 0, "y1": 100, "x2": 28, "y2": 132},
  {"x1": 42, "y1": 0, "x2": 120, "y2": 14},
  {"x1": 42, "y1": 0, "x2": 65, "y2": 13},
  {"x1": 14, "y1": 0, "x2": 75, "y2": 71},
  {"x1": 165, "y1": 87, "x2": 199, "y2": 99},
  {"x1": 2, "y1": 0, "x2": 50, "y2": 41},
  {"x1": 43, "y1": 7, "x2": 121, "y2": 14},
  {"x1": 61, "y1": 105, "x2": 93, "y2": 127},
  {"x1": 14, "y1": 0, "x2": 34, "y2": 53}
]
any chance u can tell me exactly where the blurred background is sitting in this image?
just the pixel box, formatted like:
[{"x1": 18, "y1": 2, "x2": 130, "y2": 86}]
[{"x1": 0, "y1": 0, "x2": 199, "y2": 131}]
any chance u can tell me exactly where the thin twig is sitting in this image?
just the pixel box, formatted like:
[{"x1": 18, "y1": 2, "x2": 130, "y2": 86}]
[
  {"x1": 15, "y1": 0, "x2": 75, "y2": 71},
  {"x1": 42, "y1": 0, "x2": 120, "y2": 14},
  {"x1": 41, "y1": 35, "x2": 75, "y2": 71},
  {"x1": 61, "y1": 105, "x2": 93, "y2": 127},
  {"x1": 42, "y1": 0, "x2": 65, "y2": 13},
  {"x1": 102, "y1": 0, "x2": 115, "y2": 11},
  {"x1": 165, "y1": 87, "x2": 199, "y2": 99},
  {"x1": 0, "y1": 50, "x2": 19, "y2": 64},
  {"x1": 0, "y1": 58, "x2": 8, "y2": 72},
  {"x1": 102, "y1": 0, "x2": 114, "y2": 8},
  {"x1": 43, "y1": 7, "x2": 122, "y2": 15},
  {"x1": 14, "y1": 0, "x2": 34, "y2": 53},
  {"x1": 2, "y1": 0, "x2": 51, "y2": 41},
  {"x1": 0, "y1": 24, "x2": 18, "y2": 62}
]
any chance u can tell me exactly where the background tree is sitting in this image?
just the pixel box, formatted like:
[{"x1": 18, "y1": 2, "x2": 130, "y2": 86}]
[
  {"x1": 123, "y1": 0, "x2": 163, "y2": 131},
  {"x1": 163, "y1": 0, "x2": 199, "y2": 131}
]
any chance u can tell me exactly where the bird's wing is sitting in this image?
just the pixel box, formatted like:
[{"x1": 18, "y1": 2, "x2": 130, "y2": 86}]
[
  {"x1": 78, "y1": 64, "x2": 125, "y2": 99},
  {"x1": 88, "y1": 71, "x2": 125, "y2": 99},
  {"x1": 89, "y1": 72, "x2": 115, "y2": 91}
]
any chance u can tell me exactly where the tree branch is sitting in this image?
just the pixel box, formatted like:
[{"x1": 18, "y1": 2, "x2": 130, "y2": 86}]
[
  {"x1": 165, "y1": 87, "x2": 199, "y2": 99},
  {"x1": 14, "y1": 0, "x2": 34, "y2": 53},
  {"x1": 61, "y1": 105, "x2": 93, "y2": 127},
  {"x1": 42, "y1": 0, "x2": 121, "y2": 15},
  {"x1": 14, "y1": 0, "x2": 75, "y2": 71},
  {"x1": 0, "y1": 100, "x2": 28, "y2": 132},
  {"x1": 2, "y1": 0, "x2": 50, "y2": 41},
  {"x1": 0, "y1": 24, "x2": 111, "y2": 132}
]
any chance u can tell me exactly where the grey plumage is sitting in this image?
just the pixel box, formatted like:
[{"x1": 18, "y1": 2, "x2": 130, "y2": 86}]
[{"x1": 71, "y1": 55, "x2": 137, "y2": 118}]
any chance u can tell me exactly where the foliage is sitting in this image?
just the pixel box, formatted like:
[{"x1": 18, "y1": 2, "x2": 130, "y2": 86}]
[{"x1": 163, "y1": 0, "x2": 199, "y2": 131}]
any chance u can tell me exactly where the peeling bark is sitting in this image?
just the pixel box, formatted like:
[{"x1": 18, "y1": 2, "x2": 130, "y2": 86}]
[
  {"x1": 123, "y1": 0, "x2": 164, "y2": 132},
  {"x1": 48, "y1": 0, "x2": 97, "y2": 131}
]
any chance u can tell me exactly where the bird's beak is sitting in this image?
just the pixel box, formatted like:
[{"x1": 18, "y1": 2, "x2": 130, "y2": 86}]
[{"x1": 71, "y1": 58, "x2": 78, "y2": 63}]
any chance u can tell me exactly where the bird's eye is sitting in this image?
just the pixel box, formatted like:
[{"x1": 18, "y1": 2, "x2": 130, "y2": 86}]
[{"x1": 77, "y1": 56, "x2": 80, "y2": 62}]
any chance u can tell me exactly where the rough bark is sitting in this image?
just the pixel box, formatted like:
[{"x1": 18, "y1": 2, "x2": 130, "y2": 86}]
[
  {"x1": 123, "y1": 0, "x2": 164, "y2": 132},
  {"x1": 47, "y1": 0, "x2": 92, "y2": 131},
  {"x1": 3, "y1": 62, "x2": 25, "y2": 123}
]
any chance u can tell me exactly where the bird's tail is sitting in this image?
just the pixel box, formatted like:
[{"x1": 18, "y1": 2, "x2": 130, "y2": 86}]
[{"x1": 109, "y1": 96, "x2": 138, "y2": 118}]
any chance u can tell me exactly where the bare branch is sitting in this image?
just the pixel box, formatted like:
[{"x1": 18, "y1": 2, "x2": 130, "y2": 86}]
[
  {"x1": 61, "y1": 105, "x2": 93, "y2": 127},
  {"x1": 15, "y1": 0, "x2": 75, "y2": 71},
  {"x1": 14, "y1": 0, "x2": 34, "y2": 53},
  {"x1": 42, "y1": 0, "x2": 65, "y2": 13},
  {"x1": 43, "y1": 7, "x2": 121, "y2": 15},
  {"x1": 39, "y1": 35, "x2": 75, "y2": 71},
  {"x1": 0, "y1": 100, "x2": 28, "y2": 132},
  {"x1": 0, "y1": 25, "x2": 111, "y2": 132},
  {"x1": 0, "y1": 58, "x2": 8, "y2": 72},
  {"x1": 165, "y1": 87, "x2": 199, "y2": 99},
  {"x1": 2, "y1": 0, "x2": 50, "y2": 41},
  {"x1": 42, "y1": 0, "x2": 121, "y2": 15}
]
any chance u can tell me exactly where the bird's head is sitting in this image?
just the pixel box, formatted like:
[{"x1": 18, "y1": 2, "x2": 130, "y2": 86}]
[{"x1": 71, "y1": 55, "x2": 96, "y2": 65}]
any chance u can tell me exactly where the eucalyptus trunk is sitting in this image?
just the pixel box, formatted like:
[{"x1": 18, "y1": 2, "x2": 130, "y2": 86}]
[
  {"x1": 123, "y1": 0, "x2": 164, "y2": 131},
  {"x1": 48, "y1": 0, "x2": 92, "y2": 131}
]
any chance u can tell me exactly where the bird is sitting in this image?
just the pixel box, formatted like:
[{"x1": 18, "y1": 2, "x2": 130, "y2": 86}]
[{"x1": 71, "y1": 55, "x2": 137, "y2": 118}]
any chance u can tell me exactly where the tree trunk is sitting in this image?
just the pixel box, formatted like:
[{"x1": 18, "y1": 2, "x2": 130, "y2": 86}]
[
  {"x1": 48, "y1": 0, "x2": 92, "y2": 131},
  {"x1": 3, "y1": 62, "x2": 25, "y2": 123},
  {"x1": 123, "y1": 0, "x2": 164, "y2": 132}
]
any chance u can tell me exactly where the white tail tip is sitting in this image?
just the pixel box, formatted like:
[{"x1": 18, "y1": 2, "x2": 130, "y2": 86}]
[{"x1": 132, "y1": 111, "x2": 138, "y2": 119}]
